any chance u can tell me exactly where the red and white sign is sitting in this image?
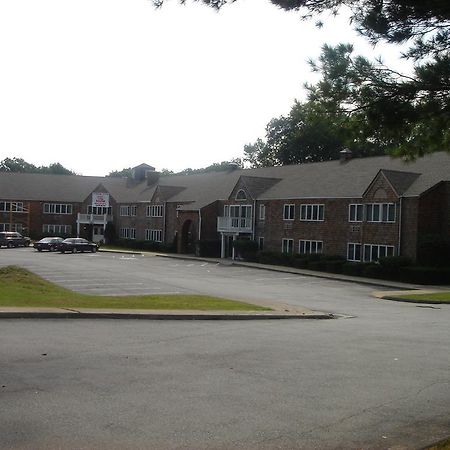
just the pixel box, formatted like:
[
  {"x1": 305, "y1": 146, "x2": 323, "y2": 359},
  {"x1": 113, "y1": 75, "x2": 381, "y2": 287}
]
[{"x1": 92, "y1": 192, "x2": 109, "y2": 207}]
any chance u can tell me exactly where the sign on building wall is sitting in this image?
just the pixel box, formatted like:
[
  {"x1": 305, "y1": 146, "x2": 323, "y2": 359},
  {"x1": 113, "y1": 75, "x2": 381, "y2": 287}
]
[{"x1": 92, "y1": 192, "x2": 110, "y2": 207}]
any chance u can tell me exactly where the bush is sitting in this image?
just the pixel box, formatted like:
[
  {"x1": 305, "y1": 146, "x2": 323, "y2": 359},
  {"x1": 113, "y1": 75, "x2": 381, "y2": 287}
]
[
  {"x1": 258, "y1": 251, "x2": 293, "y2": 266},
  {"x1": 399, "y1": 266, "x2": 450, "y2": 285},
  {"x1": 196, "y1": 239, "x2": 221, "y2": 257},
  {"x1": 232, "y1": 239, "x2": 259, "y2": 261},
  {"x1": 417, "y1": 237, "x2": 450, "y2": 267},
  {"x1": 362, "y1": 263, "x2": 385, "y2": 279},
  {"x1": 292, "y1": 254, "x2": 308, "y2": 268},
  {"x1": 325, "y1": 260, "x2": 346, "y2": 273},
  {"x1": 342, "y1": 262, "x2": 364, "y2": 276}
]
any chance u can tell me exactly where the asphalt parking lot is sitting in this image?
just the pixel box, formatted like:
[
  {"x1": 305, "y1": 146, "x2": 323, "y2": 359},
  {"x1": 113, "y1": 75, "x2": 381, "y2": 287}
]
[{"x1": 1, "y1": 248, "x2": 450, "y2": 449}]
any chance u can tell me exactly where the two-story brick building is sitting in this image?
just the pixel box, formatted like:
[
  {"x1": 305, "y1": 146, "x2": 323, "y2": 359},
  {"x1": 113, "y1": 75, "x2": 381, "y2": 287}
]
[{"x1": 1, "y1": 151, "x2": 449, "y2": 262}]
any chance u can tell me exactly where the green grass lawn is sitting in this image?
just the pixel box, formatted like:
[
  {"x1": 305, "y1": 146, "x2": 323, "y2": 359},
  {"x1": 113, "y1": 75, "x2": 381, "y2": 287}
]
[
  {"x1": 0, "y1": 266, "x2": 270, "y2": 311},
  {"x1": 392, "y1": 291, "x2": 450, "y2": 303}
]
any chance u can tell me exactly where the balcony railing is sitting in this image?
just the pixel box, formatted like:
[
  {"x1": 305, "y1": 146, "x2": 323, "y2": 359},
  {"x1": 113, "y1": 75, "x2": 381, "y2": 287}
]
[
  {"x1": 77, "y1": 213, "x2": 113, "y2": 224},
  {"x1": 217, "y1": 216, "x2": 253, "y2": 233}
]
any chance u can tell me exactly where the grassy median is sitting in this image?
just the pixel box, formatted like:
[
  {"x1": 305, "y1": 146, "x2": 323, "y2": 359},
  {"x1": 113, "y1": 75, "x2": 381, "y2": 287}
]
[
  {"x1": 0, "y1": 266, "x2": 270, "y2": 311},
  {"x1": 390, "y1": 291, "x2": 450, "y2": 303}
]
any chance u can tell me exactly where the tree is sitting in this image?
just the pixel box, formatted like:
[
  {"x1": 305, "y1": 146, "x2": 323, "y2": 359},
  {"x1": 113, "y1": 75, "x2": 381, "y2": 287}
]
[
  {"x1": 306, "y1": 43, "x2": 450, "y2": 158},
  {"x1": 244, "y1": 89, "x2": 388, "y2": 167},
  {"x1": 107, "y1": 167, "x2": 133, "y2": 177},
  {"x1": 157, "y1": 0, "x2": 450, "y2": 158},
  {"x1": 0, "y1": 157, "x2": 75, "y2": 174}
]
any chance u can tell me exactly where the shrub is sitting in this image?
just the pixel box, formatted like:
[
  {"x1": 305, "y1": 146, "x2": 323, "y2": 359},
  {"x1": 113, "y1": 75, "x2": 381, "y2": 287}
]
[
  {"x1": 196, "y1": 239, "x2": 221, "y2": 257},
  {"x1": 342, "y1": 262, "x2": 364, "y2": 276},
  {"x1": 258, "y1": 251, "x2": 293, "y2": 266},
  {"x1": 232, "y1": 239, "x2": 259, "y2": 261},
  {"x1": 292, "y1": 254, "x2": 308, "y2": 269},
  {"x1": 399, "y1": 266, "x2": 450, "y2": 285},
  {"x1": 362, "y1": 263, "x2": 385, "y2": 279},
  {"x1": 325, "y1": 260, "x2": 346, "y2": 273},
  {"x1": 417, "y1": 237, "x2": 450, "y2": 267}
]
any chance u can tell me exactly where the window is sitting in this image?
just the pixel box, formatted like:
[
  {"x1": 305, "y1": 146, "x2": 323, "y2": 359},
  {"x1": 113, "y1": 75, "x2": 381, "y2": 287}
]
[
  {"x1": 299, "y1": 240, "x2": 323, "y2": 255},
  {"x1": 0, "y1": 223, "x2": 23, "y2": 232},
  {"x1": 282, "y1": 238, "x2": 294, "y2": 254},
  {"x1": 43, "y1": 203, "x2": 72, "y2": 214},
  {"x1": 283, "y1": 204, "x2": 295, "y2": 220},
  {"x1": 366, "y1": 203, "x2": 396, "y2": 222},
  {"x1": 258, "y1": 237, "x2": 264, "y2": 250},
  {"x1": 146, "y1": 205, "x2": 163, "y2": 217},
  {"x1": 87, "y1": 206, "x2": 112, "y2": 215},
  {"x1": 347, "y1": 243, "x2": 362, "y2": 261},
  {"x1": 363, "y1": 244, "x2": 395, "y2": 262},
  {"x1": 119, "y1": 228, "x2": 136, "y2": 239},
  {"x1": 43, "y1": 224, "x2": 71, "y2": 235},
  {"x1": 235, "y1": 189, "x2": 247, "y2": 200},
  {"x1": 0, "y1": 202, "x2": 24, "y2": 212},
  {"x1": 259, "y1": 204, "x2": 265, "y2": 220},
  {"x1": 120, "y1": 205, "x2": 130, "y2": 216},
  {"x1": 145, "y1": 229, "x2": 162, "y2": 242},
  {"x1": 349, "y1": 204, "x2": 363, "y2": 222},
  {"x1": 300, "y1": 204, "x2": 324, "y2": 221},
  {"x1": 130, "y1": 205, "x2": 137, "y2": 216}
]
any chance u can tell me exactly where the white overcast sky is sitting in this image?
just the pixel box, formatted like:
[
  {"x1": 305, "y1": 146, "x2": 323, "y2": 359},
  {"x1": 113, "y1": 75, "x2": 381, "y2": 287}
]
[{"x1": 0, "y1": 0, "x2": 409, "y2": 176}]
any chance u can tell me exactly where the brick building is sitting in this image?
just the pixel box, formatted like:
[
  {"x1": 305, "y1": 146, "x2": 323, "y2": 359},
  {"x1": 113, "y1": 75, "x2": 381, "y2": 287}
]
[{"x1": 1, "y1": 152, "x2": 449, "y2": 262}]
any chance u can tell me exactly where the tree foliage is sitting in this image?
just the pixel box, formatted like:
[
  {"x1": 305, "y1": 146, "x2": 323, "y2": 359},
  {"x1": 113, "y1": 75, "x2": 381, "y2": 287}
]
[
  {"x1": 0, "y1": 157, "x2": 75, "y2": 175},
  {"x1": 157, "y1": 0, "x2": 450, "y2": 159}
]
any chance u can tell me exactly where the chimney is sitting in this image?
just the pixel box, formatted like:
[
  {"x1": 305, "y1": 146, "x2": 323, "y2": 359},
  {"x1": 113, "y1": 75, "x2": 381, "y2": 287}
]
[
  {"x1": 146, "y1": 169, "x2": 160, "y2": 186},
  {"x1": 339, "y1": 148, "x2": 352, "y2": 163}
]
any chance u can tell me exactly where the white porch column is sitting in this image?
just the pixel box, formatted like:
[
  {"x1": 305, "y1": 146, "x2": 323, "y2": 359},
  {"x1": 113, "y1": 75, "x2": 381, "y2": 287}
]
[
  {"x1": 232, "y1": 234, "x2": 236, "y2": 260},
  {"x1": 221, "y1": 233, "x2": 225, "y2": 259}
]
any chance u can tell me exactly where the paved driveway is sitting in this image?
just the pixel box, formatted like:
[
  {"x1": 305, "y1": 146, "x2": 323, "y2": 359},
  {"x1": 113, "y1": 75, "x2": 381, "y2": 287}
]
[{"x1": 1, "y1": 248, "x2": 450, "y2": 449}]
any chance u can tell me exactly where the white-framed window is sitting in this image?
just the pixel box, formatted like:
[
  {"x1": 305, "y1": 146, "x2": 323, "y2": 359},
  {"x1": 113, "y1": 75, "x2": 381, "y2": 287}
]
[
  {"x1": 0, "y1": 223, "x2": 23, "y2": 232},
  {"x1": 282, "y1": 238, "x2": 294, "y2": 254},
  {"x1": 87, "y1": 206, "x2": 112, "y2": 215},
  {"x1": 366, "y1": 203, "x2": 396, "y2": 222},
  {"x1": 0, "y1": 202, "x2": 24, "y2": 212},
  {"x1": 300, "y1": 204, "x2": 324, "y2": 221},
  {"x1": 119, "y1": 228, "x2": 136, "y2": 239},
  {"x1": 130, "y1": 205, "x2": 137, "y2": 216},
  {"x1": 145, "y1": 229, "x2": 162, "y2": 242},
  {"x1": 349, "y1": 204, "x2": 364, "y2": 222},
  {"x1": 258, "y1": 237, "x2": 264, "y2": 250},
  {"x1": 347, "y1": 243, "x2": 362, "y2": 261},
  {"x1": 299, "y1": 240, "x2": 323, "y2": 254},
  {"x1": 259, "y1": 204, "x2": 266, "y2": 220},
  {"x1": 146, "y1": 205, "x2": 163, "y2": 217},
  {"x1": 283, "y1": 204, "x2": 295, "y2": 221},
  {"x1": 363, "y1": 244, "x2": 395, "y2": 262},
  {"x1": 235, "y1": 189, "x2": 247, "y2": 200},
  {"x1": 43, "y1": 203, "x2": 72, "y2": 214},
  {"x1": 120, "y1": 205, "x2": 130, "y2": 216},
  {"x1": 43, "y1": 224, "x2": 71, "y2": 235}
]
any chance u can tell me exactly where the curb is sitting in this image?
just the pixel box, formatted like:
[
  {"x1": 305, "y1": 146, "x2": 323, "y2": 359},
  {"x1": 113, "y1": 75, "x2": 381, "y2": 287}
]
[
  {"x1": 0, "y1": 311, "x2": 334, "y2": 320},
  {"x1": 377, "y1": 296, "x2": 448, "y2": 305}
]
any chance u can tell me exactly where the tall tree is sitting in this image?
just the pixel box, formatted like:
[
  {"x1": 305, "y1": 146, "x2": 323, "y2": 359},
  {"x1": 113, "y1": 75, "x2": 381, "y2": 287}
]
[
  {"x1": 0, "y1": 157, "x2": 75, "y2": 174},
  {"x1": 156, "y1": 0, "x2": 450, "y2": 158}
]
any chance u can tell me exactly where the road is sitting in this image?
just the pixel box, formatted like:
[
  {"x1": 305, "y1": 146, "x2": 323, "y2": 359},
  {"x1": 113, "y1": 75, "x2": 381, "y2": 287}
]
[{"x1": 0, "y1": 248, "x2": 449, "y2": 449}]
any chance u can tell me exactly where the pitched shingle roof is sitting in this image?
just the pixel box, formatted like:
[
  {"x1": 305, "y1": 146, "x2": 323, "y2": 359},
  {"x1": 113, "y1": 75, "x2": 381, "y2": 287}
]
[{"x1": 1, "y1": 152, "x2": 449, "y2": 205}]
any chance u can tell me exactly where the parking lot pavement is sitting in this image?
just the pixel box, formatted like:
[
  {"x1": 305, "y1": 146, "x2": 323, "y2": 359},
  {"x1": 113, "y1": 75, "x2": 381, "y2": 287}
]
[{"x1": 1, "y1": 248, "x2": 450, "y2": 449}]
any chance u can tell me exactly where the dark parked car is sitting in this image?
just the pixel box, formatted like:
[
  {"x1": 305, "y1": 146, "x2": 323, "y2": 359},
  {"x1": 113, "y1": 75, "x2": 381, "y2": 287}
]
[
  {"x1": 0, "y1": 232, "x2": 31, "y2": 248},
  {"x1": 34, "y1": 237, "x2": 64, "y2": 252},
  {"x1": 59, "y1": 238, "x2": 98, "y2": 253}
]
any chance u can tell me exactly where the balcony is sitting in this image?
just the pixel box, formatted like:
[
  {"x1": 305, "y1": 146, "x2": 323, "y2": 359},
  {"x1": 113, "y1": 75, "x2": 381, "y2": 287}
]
[
  {"x1": 77, "y1": 213, "x2": 113, "y2": 224},
  {"x1": 217, "y1": 216, "x2": 253, "y2": 233}
]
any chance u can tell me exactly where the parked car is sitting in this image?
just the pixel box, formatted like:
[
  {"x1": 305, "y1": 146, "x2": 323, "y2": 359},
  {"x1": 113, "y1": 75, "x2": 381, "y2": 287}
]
[
  {"x1": 0, "y1": 232, "x2": 31, "y2": 248},
  {"x1": 59, "y1": 238, "x2": 98, "y2": 253},
  {"x1": 33, "y1": 237, "x2": 64, "y2": 252}
]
